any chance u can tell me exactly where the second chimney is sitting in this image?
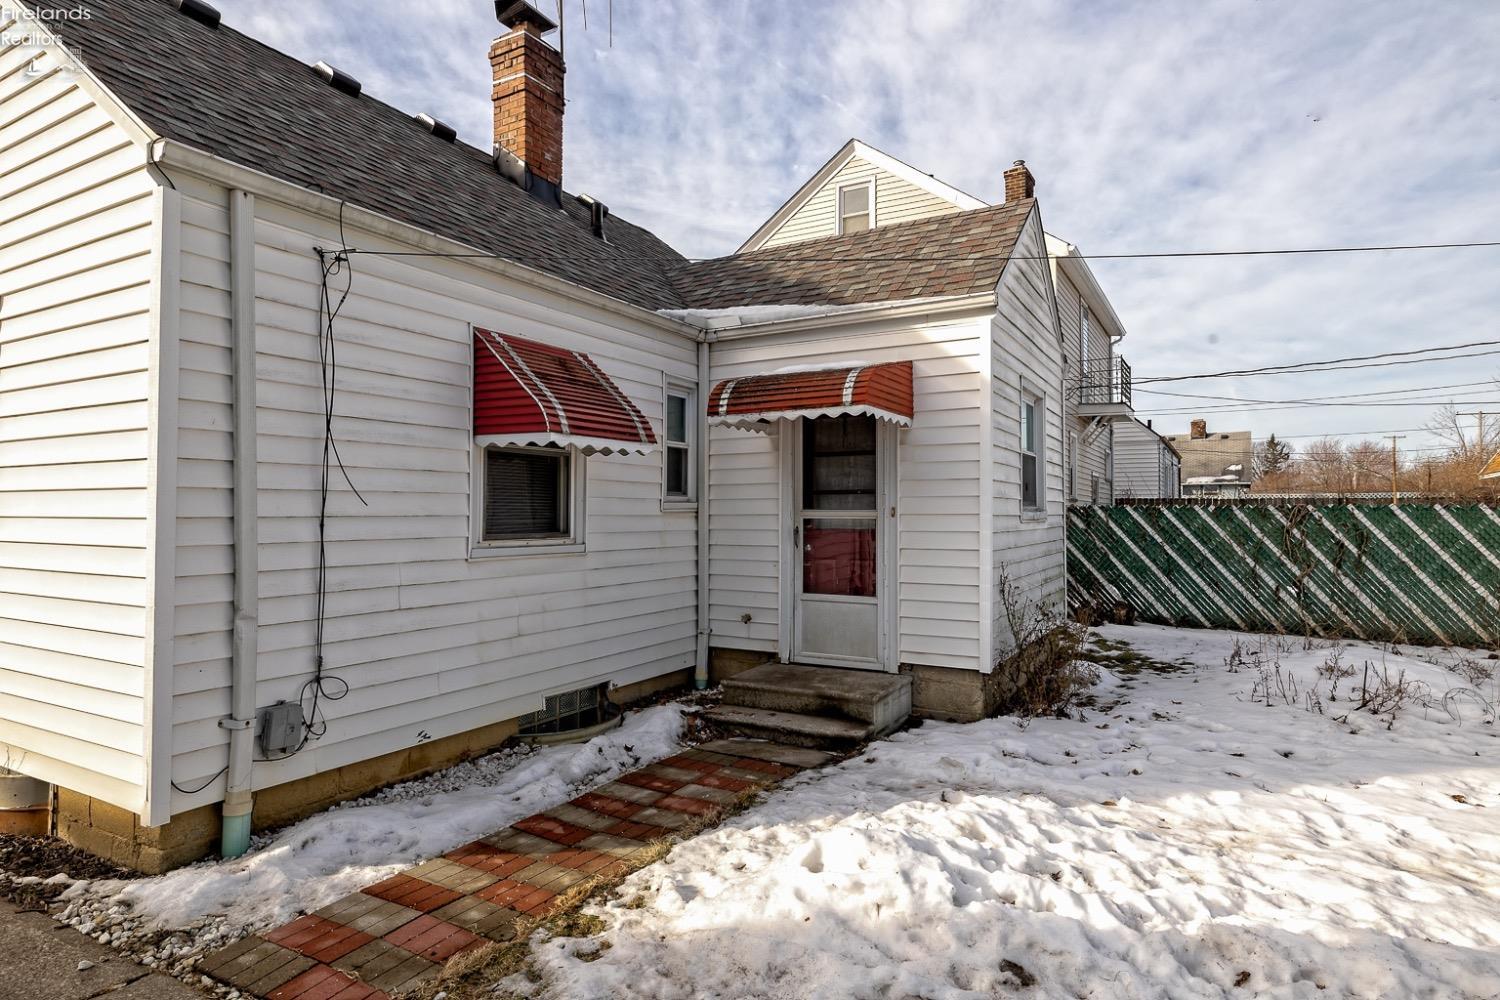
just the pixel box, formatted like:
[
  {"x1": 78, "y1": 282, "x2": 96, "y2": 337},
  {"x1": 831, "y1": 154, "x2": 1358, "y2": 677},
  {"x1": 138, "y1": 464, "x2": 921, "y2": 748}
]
[
  {"x1": 1190, "y1": 418, "x2": 1208, "y2": 440},
  {"x1": 1003, "y1": 159, "x2": 1035, "y2": 202},
  {"x1": 491, "y1": 2, "x2": 565, "y2": 196}
]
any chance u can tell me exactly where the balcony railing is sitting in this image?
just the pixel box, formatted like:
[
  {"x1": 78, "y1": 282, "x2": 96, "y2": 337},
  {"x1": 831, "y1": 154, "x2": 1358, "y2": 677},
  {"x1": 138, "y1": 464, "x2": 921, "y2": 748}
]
[{"x1": 1075, "y1": 356, "x2": 1131, "y2": 410}]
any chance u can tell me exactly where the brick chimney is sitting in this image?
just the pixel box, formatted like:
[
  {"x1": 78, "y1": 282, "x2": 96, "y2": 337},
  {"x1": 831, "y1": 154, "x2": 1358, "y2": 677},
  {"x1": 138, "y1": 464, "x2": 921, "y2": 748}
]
[
  {"x1": 491, "y1": 2, "x2": 564, "y2": 194},
  {"x1": 1190, "y1": 418, "x2": 1207, "y2": 440},
  {"x1": 1003, "y1": 160, "x2": 1035, "y2": 202}
]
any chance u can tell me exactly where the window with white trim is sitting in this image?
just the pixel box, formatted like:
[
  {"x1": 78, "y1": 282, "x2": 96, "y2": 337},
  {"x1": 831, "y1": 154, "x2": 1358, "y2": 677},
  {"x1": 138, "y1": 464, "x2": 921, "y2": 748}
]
[
  {"x1": 664, "y1": 384, "x2": 695, "y2": 502},
  {"x1": 1021, "y1": 394, "x2": 1044, "y2": 511},
  {"x1": 837, "y1": 181, "x2": 872, "y2": 235},
  {"x1": 481, "y1": 445, "x2": 574, "y2": 542}
]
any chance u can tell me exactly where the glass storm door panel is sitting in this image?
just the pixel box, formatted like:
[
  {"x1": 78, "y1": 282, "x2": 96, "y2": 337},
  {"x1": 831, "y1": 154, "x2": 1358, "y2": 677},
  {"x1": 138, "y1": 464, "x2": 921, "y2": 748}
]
[{"x1": 794, "y1": 415, "x2": 881, "y2": 666}]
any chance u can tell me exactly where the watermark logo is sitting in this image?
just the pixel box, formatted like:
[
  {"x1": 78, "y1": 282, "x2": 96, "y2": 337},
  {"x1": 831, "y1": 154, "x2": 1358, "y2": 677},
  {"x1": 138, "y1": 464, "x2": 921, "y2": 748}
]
[{"x1": 1, "y1": 2, "x2": 92, "y2": 77}]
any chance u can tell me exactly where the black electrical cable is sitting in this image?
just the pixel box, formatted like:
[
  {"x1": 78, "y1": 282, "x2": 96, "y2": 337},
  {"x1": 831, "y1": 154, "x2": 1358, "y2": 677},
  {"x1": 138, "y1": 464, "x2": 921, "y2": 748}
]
[
  {"x1": 146, "y1": 137, "x2": 177, "y2": 191},
  {"x1": 1134, "y1": 339, "x2": 1500, "y2": 385},
  {"x1": 1133, "y1": 379, "x2": 1497, "y2": 403},
  {"x1": 296, "y1": 201, "x2": 365, "y2": 756},
  {"x1": 171, "y1": 766, "x2": 229, "y2": 796},
  {"x1": 335, "y1": 240, "x2": 1500, "y2": 265}
]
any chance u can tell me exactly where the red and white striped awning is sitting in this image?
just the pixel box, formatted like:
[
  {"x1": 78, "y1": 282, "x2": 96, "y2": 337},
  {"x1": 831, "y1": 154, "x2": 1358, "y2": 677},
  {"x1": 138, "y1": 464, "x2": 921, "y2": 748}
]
[
  {"x1": 473, "y1": 328, "x2": 657, "y2": 455},
  {"x1": 707, "y1": 361, "x2": 914, "y2": 432}
]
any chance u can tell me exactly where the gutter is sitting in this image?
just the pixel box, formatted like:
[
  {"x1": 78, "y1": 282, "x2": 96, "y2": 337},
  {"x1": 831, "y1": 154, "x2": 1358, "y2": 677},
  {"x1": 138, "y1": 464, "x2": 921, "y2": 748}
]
[
  {"x1": 220, "y1": 189, "x2": 258, "y2": 858},
  {"x1": 150, "y1": 141, "x2": 701, "y2": 344},
  {"x1": 686, "y1": 293, "x2": 999, "y2": 340}
]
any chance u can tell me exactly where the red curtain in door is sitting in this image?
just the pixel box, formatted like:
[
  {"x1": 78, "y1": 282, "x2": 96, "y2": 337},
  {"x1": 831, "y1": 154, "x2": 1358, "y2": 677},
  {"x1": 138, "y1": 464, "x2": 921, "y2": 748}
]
[{"x1": 803, "y1": 524, "x2": 876, "y2": 597}]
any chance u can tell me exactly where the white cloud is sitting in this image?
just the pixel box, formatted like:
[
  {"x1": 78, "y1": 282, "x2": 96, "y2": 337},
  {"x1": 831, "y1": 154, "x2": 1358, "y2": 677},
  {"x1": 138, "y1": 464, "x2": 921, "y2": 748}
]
[{"x1": 211, "y1": 0, "x2": 1500, "y2": 450}]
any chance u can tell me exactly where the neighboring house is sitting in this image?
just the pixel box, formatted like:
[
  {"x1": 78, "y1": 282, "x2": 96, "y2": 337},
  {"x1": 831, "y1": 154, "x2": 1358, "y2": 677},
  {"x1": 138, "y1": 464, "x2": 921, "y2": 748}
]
[
  {"x1": 1481, "y1": 451, "x2": 1500, "y2": 480},
  {"x1": 1113, "y1": 418, "x2": 1181, "y2": 499},
  {"x1": 1164, "y1": 420, "x2": 1254, "y2": 496},
  {"x1": 1046, "y1": 236, "x2": 1133, "y2": 506},
  {"x1": 1, "y1": 0, "x2": 1072, "y2": 870}
]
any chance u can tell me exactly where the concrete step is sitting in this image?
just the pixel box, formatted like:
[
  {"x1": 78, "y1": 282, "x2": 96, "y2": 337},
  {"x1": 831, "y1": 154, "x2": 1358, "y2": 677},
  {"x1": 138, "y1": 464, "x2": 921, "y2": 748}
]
[
  {"x1": 702, "y1": 704, "x2": 873, "y2": 750},
  {"x1": 722, "y1": 662, "x2": 911, "y2": 737}
]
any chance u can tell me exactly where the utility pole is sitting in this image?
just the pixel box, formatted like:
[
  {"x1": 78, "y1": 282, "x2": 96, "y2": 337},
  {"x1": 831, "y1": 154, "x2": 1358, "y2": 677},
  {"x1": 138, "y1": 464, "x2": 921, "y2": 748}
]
[
  {"x1": 1457, "y1": 410, "x2": 1486, "y2": 459},
  {"x1": 1385, "y1": 435, "x2": 1405, "y2": 506}
]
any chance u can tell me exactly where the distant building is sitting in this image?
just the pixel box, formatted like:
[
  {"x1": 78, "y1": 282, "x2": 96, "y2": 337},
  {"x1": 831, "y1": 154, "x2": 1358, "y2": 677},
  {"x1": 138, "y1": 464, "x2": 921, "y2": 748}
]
[
  {"x1": 1113, "y1": 418, "x2": 1181, "y2": 499},
  {"x1": 1163, "y1": 419, "x2": 1253, "y2": 497}
]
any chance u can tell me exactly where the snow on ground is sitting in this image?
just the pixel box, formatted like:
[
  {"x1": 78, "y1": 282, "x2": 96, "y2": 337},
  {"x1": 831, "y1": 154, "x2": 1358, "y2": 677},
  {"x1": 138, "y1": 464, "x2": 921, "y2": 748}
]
[
  {"x1": 60, "y1": 706, "x2": 686, "y2": 948},
  {"x1": 528, "y1": 627, "x2": 1500, "y2": 1000}
]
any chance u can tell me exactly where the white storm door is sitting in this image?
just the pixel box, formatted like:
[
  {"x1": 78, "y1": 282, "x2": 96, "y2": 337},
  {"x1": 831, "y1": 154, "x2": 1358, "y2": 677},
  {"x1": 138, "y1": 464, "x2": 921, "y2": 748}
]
[{"x1": 792, "y1": 413, "x2": 886, "y2": 669}]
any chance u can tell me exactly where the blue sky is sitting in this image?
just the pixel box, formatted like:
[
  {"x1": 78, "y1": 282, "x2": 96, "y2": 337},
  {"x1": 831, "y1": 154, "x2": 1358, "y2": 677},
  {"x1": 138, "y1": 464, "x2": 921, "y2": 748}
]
[{"x1": 212, "y1": 0, "x2": 1500, "y2": 457}]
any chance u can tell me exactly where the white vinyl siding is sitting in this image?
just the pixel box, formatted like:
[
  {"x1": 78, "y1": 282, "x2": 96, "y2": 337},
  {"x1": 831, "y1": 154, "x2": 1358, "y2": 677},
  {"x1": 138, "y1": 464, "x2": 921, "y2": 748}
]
[
  {"x1": 761, "y1": 155, "x2": 960, "y2": 249},
  {"x1": 990, "y1": 212, "x2": 1067, "y2": 657},
  {"x1": 0, "y1": 43, "x2": 159, "y2": 812},
  {"x1": 163, "y1": 185, "x2": 700, "y2": 813},
  {"x1": 1114, "y1": 419, "x2": 1180, "y2": 499},
  {"x1": 706, "y1": 313, "x2": 992, "y2": 672}
]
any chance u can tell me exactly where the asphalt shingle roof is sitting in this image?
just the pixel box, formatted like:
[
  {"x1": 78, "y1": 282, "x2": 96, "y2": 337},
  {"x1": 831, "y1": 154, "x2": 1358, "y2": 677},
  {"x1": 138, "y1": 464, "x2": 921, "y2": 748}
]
[
  {"x1": 29, "y1": 0, "x2": 1034, "y2": 316},
  {"x1": 32, "y1": 0, "x2": 690, "y2": 310},
  {"x1": 669, "y1": 201, "x2": 1035, "y2": 309}
]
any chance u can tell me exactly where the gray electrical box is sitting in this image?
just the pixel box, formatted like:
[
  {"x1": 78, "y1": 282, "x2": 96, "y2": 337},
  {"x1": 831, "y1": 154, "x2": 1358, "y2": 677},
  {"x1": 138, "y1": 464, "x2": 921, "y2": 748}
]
[{"x1": 258, "y1": 701, "x2": 304, "y2": 758}]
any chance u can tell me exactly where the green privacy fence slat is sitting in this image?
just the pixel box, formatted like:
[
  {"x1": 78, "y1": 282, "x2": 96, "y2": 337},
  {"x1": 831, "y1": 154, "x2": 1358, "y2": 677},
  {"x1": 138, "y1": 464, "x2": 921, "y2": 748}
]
[{"x1": 1066, "y1": 503, "x2": 1500, "y2": 647}]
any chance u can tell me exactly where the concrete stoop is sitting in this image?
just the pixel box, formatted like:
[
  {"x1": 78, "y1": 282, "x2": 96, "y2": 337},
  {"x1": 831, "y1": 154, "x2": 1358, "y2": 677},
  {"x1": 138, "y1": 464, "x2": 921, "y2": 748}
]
[{"x1": 704, "y1": 662, "x2": 912, "y2": 749}]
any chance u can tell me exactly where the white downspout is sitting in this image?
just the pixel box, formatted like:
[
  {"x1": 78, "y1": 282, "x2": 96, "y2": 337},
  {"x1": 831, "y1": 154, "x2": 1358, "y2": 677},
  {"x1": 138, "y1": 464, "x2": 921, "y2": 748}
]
[
  {"x1": 220, "y1": 189, "x2": 258, "y2": 857},
  {"x1": 693, "y1": 335, "x2": 712, "y2": 688}
]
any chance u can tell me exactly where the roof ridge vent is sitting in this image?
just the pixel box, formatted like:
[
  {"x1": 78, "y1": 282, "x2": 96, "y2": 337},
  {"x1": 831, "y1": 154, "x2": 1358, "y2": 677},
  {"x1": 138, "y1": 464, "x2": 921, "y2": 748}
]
[
  {"x1": 172, "y1": 0, "x2": 221, "y2": 28},
  {"x1": 414, "y1": 114, "x2": 457, "y2": 143},
  {"x1": 312, "y1": 61, "x2": 361, "y2": 98}
]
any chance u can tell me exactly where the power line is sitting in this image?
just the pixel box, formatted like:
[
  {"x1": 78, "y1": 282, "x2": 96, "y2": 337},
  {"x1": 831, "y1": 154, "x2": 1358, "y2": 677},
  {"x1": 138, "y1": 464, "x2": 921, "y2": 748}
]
[
  {"x1": 341, "y1": 239, "x2": 1500, "y2": 266},
  {"x1": 1133, "y1": 379, "x2": 1496, "y2": 404},
  {"x1": 1134, "y1": 338, "x2": 1500, "y2": 385},
  {"x1": 1138, "y1": 398, "x2": 1500, "y2": 416}
]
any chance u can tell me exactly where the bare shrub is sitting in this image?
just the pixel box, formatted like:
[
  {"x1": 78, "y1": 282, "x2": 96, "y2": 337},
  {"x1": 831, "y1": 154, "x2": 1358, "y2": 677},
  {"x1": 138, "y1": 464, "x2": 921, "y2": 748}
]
[
  {"x1": 995, "y1": 570, "x2": 1096, "y2": 718},
  {"x1": 1445, "y1": 652, "x2": 1497, "y2": 688},
  {"x1": 1355, "y1": 661, "x2": 1433, "y2": 729},
  {"x1": 1316, "y1": 646, "x2": 1354, "y2": 681},
  {"x1": 1225, "y1": 638, "x2": 1247, "y2": 673}
]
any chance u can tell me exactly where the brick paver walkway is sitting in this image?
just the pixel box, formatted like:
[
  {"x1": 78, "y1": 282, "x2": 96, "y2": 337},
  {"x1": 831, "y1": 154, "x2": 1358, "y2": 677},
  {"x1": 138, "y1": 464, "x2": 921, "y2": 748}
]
[{"x1": 199, "y1": 739, "x2": 832, "y2": 999}]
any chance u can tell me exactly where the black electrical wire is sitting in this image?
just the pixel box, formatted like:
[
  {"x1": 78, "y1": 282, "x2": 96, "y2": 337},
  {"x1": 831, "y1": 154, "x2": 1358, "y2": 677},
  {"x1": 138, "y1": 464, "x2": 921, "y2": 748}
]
[
  {"x1": 1133, "y1": 339, "x2": 1500, "y2": 385},
  {"x1": 297, "y1": 201, "x2": 365, "y2": 756},
  {"x1": 335, "y1": 240, "x2": 1500, "y2": 265},
  {"x1": 171, "y1": 766, "x2": 229, "y2": 796},
  {"x1": 1133, "y1": 379, "x2": 1497, "y2": 403}
]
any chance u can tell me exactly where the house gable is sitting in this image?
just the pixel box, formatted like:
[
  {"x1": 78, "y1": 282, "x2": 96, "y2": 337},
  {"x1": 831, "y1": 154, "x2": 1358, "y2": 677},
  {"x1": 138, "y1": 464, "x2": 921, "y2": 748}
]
[{"x1": 739, "y1": 140, "x2": 986, "y2": 253}]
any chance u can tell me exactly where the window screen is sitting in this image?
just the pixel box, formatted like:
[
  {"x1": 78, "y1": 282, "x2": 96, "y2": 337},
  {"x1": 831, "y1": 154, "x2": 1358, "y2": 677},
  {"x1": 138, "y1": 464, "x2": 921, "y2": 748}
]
[{"x1": 484, "y1": 447, "x2": 569, "y2": 540}]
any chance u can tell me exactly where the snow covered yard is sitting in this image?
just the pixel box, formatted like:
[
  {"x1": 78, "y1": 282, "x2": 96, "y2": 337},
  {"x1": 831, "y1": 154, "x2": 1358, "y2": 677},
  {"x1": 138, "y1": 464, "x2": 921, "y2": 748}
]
[{"x1": 524, "y1": 626, "x2": 1500, "y2": 1000}]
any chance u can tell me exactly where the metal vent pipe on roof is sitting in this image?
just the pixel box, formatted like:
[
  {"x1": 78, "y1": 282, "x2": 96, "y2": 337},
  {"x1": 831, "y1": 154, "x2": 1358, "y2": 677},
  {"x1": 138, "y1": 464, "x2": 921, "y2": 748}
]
[
  {"x1": 577, "y1": 194, "x2": 609, "y2": 240},
  {"x1": 313, "y1": 61, "x2": 362, "y2": 97},
  {"x1": 414, "y1": 113, "x2": 457, "y2": 143},
  {"x1": 172, "y1": 0, "x2": 221, "y2": 27}
]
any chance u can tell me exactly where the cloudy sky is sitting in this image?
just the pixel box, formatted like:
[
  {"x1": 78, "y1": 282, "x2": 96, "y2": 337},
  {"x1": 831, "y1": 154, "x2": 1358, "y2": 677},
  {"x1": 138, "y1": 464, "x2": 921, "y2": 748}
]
[{"x1": 213, "y1": 0, "x2": 1500, "y2": 458}]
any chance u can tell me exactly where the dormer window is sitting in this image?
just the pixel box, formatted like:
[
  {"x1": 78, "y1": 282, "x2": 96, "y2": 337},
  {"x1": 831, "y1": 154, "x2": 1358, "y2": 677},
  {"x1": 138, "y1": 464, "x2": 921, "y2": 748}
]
[{"x1": 837, "y1": 181, "x2": 873, "y2": 234}]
